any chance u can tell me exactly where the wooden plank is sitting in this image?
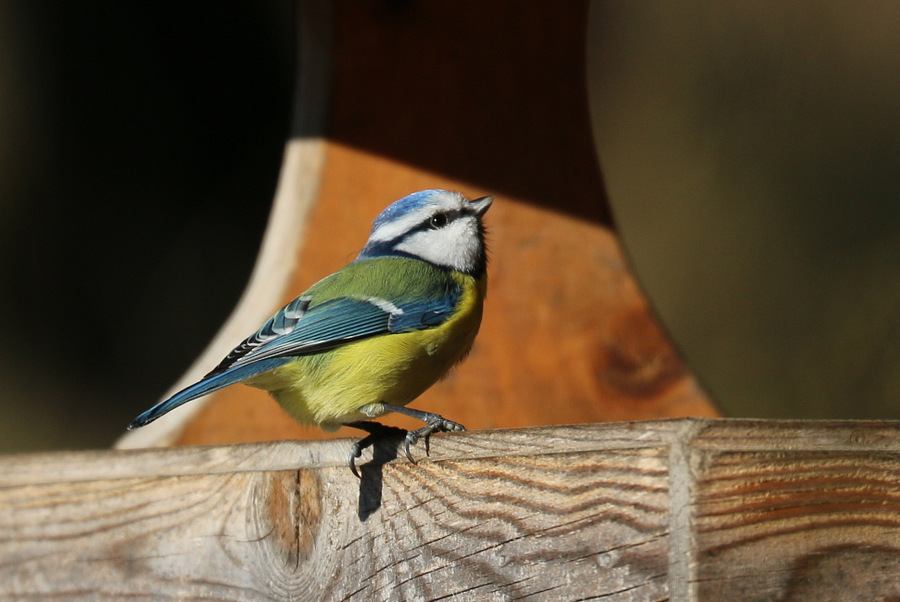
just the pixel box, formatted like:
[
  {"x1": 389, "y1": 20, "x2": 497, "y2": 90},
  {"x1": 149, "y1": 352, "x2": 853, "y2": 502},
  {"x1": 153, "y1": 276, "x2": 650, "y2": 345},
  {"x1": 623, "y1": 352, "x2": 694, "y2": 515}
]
[
  {"x1": 5, "y1": 422, "x2": 678, "y2": 487},
  {"x1": 4, "y1": 422, "x2": 675, "y2": 601},
  {"x1": 690, "y1": 421, "x2": 900, "y2": 601},
  {"x1": 5, "y1": 419, "x2": 900, "y2": 600}
]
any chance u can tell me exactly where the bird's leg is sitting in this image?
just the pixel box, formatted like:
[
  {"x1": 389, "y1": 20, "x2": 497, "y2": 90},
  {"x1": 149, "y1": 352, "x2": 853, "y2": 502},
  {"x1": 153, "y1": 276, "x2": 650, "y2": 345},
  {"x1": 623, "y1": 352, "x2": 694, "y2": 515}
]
[
  {"x1": 344, "y1": 421, "x2": 405, "y2": 478},
  {"x1": 380, "y1": 403, "x2": 466, "y2": 463}
]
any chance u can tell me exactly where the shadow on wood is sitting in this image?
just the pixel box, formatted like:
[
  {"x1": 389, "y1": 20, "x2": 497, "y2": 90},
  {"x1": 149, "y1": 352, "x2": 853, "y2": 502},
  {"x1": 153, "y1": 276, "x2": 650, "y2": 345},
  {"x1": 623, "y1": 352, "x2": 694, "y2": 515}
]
[
  {"x1": 6, "y1": 419, "x2": 900, "y2": 600},
  {"x1": 353, "y1": 425, "x2": 403, "y2": 522}
]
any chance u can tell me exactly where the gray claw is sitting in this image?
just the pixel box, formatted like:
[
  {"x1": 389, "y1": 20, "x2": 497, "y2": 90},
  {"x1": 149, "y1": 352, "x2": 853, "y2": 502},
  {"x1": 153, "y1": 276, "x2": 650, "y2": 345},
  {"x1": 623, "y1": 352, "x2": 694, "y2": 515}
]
[{"x1": 348, "y1": 442, "x2": 364, "y2": 478}]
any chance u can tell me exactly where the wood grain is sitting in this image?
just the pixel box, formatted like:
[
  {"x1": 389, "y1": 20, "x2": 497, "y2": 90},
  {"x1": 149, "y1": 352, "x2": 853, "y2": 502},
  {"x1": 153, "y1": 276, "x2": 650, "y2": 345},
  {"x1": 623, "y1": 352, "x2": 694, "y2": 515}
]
[
  {"x1": 690, "y1": 422, "x2": 900, "y2": 601},
  {"x1": 6, "y1": 419, "x2": 900, "y2": 600}
]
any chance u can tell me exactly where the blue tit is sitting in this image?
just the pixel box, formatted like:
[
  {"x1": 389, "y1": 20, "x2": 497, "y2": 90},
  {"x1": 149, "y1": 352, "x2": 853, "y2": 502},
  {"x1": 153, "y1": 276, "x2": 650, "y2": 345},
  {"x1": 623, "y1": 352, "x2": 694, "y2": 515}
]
[{"x1": 129, "y1": 189, "x2": 492, "y2": 475}]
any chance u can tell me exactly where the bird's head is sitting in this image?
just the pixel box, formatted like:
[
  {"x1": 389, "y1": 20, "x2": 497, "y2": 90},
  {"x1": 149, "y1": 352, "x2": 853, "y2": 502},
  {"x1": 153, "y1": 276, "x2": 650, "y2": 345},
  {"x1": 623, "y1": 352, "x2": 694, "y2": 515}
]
[{"x1": 357, "y1": 190, "x2": 493, "y2": 277}]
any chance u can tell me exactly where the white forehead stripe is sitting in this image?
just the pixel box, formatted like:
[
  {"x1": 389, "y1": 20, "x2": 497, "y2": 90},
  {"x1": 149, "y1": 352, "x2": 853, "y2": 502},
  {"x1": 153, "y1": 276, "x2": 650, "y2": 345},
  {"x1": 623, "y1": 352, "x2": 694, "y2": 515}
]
[{"x1": 369, "y1": 208, "x2": 431, "y2": 242}]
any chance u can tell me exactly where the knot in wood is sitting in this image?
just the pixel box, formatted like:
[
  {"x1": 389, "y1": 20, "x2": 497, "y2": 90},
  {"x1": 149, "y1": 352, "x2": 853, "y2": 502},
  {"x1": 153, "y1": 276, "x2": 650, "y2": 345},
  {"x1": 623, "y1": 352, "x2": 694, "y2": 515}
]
[{"x1": 244, "y1": 469, "x2": 324, "y2": 597}]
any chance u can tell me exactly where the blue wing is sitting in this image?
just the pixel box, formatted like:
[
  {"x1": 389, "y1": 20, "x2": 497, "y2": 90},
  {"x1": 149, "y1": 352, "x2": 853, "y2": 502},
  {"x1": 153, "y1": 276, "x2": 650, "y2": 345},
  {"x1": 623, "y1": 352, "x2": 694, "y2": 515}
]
[
  {"x1": 126, "y1": 356, "x2": 291, "y2": 429},
  {"x1": 232, "y1": 294, "x2": 458, "y2": 365},
  {"x1": 128, "y1": 290, "x2": 459, "y2": 429}
]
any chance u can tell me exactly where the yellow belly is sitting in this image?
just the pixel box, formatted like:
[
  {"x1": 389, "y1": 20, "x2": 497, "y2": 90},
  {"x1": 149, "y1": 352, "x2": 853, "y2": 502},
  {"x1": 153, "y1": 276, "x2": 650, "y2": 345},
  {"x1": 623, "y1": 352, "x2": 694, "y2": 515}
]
[{"x1": 245, "y1": 273, "x2": 485, "y2": 430}]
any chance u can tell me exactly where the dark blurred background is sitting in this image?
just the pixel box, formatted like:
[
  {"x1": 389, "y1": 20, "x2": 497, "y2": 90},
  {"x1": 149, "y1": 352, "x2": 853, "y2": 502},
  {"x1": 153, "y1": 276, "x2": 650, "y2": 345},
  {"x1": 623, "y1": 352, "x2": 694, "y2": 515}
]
[
  {"x1": 1, "y1": 2, "x2": 898, "y2": 452},
  {"x1": 0, "y1": 2, "x2": 292, "y2": 451},
  {"x1": 588, "y1": 2, "x2": 900, "y2": 422}
]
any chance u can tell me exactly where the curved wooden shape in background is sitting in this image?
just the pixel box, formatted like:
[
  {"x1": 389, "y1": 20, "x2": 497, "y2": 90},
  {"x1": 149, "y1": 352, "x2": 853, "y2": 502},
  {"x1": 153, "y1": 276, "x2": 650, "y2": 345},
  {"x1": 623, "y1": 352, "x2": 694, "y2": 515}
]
[{"x1": 119, "y1": 0, "x2": 717, "y2": 450}]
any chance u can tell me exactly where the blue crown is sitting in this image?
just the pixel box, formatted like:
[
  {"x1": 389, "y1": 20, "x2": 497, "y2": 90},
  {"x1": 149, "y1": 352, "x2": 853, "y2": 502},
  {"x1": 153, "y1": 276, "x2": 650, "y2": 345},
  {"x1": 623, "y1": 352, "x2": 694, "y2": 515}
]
[{"x1": 372, "y1": 189, "x2": 448, "y2": 230}]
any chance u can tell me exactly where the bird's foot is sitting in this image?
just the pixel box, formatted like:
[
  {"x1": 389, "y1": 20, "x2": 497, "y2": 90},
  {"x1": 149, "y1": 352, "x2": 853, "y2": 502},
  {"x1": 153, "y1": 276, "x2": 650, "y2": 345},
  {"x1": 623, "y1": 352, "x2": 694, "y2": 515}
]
[
  {"x1": 345, "y1": 421, "x2": 405, "y2": 478},
  {"x1": 345, "y1": 410, "x2": 466, "y2": 477},
  {"x1": 402, "y1": 414, "x2": 466, "y2": 464}
]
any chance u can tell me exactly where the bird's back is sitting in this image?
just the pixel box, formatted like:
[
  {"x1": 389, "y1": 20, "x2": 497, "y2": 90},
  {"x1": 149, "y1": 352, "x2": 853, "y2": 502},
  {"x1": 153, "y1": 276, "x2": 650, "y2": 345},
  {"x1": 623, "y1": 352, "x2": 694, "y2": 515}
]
[{"x1": 245, "y1": 260, "x2": 487, "y2": 429}]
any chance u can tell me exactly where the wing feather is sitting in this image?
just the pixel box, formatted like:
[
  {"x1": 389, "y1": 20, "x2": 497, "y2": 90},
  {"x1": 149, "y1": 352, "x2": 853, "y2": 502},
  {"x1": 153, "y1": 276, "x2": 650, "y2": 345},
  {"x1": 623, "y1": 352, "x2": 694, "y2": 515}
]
[{"x1": 128, "y1": 284, "x2": 460, "y2": 429}]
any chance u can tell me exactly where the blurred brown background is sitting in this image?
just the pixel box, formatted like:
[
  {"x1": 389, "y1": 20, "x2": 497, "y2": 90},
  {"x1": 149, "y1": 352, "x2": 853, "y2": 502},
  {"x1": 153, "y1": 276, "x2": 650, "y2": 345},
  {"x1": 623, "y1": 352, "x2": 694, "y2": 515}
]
[{"x1": 1, "y1": 2, "x2": 898, "y2": 452}]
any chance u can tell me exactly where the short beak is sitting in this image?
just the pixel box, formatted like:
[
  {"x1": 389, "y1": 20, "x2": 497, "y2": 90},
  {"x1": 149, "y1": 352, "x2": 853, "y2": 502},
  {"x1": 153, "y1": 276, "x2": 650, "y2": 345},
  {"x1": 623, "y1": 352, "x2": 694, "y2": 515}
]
[{"x1": 470, "y1": 195, "x2": 494, "y2": 216}]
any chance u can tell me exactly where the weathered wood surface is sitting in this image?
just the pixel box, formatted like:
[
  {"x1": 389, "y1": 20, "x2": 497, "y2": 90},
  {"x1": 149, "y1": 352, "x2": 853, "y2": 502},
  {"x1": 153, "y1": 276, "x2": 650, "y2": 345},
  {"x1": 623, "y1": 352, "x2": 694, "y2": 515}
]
[{"x1": 6, "y1": 419, "x2": 900, "y2": 600}]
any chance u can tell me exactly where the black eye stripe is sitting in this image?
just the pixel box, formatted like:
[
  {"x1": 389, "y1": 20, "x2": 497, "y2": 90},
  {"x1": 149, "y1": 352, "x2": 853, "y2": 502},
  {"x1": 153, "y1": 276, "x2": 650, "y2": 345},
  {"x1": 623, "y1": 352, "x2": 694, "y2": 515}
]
[
  {"x1": 426, "y1": 209, "x2": 463, "y2": 229},
  {"x1": 367, "y1": 209, "x2": 468, "y2": 254}
]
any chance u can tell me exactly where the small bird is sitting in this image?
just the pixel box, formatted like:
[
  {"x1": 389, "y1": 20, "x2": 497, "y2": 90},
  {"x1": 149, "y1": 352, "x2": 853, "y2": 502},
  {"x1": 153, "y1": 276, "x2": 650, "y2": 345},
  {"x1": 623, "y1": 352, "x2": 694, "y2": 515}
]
[{"x1": 129, "y1": 189, "x2": 492, "y2": 475}]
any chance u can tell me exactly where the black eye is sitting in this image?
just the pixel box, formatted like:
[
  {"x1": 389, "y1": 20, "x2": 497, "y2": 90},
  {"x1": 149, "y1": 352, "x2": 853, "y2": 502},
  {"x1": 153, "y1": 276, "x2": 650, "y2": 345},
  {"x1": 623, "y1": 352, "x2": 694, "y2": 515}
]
[{"x1": 429, "y1": 213, "x2": 449, "y2": 229}]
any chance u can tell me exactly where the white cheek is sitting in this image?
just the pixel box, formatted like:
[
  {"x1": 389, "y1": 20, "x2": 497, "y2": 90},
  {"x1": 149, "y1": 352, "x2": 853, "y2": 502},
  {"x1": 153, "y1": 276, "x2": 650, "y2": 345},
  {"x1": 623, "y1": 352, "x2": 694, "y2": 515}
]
[{"x1": 395, "y1": 219, "x2": 479, "y2": 271}]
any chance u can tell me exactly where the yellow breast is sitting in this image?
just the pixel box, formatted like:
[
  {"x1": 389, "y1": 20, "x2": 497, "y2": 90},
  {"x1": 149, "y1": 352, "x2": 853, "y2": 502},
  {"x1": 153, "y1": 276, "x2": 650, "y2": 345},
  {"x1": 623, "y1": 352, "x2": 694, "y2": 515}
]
[{"x1": 246, "y1": 272, "x2": 486, "y2": 429}]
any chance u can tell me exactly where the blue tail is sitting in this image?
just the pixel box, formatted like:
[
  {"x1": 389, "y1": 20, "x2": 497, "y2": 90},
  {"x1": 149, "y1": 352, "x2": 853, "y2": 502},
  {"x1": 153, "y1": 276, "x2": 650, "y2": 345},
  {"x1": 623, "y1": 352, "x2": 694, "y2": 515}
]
[{"x1": 128, "y1": 357, "x2": 291, "y2": 429}]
